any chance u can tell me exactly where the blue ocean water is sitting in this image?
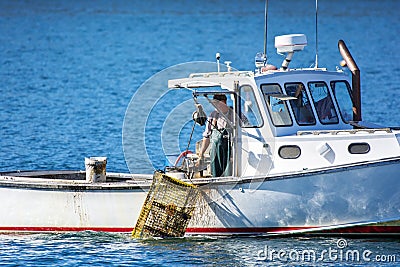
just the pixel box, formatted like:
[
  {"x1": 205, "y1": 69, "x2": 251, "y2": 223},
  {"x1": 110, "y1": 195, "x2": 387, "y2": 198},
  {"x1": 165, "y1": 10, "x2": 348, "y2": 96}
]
[{"x1": 0, "y1": 0, "x2": 400, "y2": 266}]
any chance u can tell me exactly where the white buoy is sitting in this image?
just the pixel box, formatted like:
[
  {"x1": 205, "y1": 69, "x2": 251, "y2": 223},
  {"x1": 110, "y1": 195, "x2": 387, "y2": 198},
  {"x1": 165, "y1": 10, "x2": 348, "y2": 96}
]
[{"x1": 85, "y1": 157, "x2": 107, "y2": 183}]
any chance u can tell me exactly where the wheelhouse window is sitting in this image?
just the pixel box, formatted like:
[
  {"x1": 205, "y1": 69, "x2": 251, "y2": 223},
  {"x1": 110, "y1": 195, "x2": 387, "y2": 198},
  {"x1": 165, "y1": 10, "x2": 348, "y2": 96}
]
[
  {"x1": 308, "y1": 82, "x2": 339, "y2": 124},
  {"x1": 331, "y1": 81, "x2": 353, "y2": 122},
  {"x1": 239, "y1": 85, "x2": 263, "y2": 127},
  {"x1": 285, "y1": 83, "x2": 316, "y2": 125},
  {"x1": 261, "y1": 84, "x2": 292, "y2": 126}
]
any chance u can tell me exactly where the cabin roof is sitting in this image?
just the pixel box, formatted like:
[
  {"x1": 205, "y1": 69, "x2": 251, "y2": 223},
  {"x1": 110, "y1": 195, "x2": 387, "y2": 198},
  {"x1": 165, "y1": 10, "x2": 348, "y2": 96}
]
[
  {"x1": 168, "y1": 68, "x2": 349, "y2": 90},
  {"x1": 168, "y1": 71, "x2": 254, "y2": 89}
]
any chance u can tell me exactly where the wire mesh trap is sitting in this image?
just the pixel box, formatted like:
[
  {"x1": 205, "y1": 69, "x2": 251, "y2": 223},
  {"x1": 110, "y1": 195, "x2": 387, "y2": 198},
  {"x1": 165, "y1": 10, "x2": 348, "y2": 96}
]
[{"x1": 132, "y1": 171, "x2": 200, "y2": 238}]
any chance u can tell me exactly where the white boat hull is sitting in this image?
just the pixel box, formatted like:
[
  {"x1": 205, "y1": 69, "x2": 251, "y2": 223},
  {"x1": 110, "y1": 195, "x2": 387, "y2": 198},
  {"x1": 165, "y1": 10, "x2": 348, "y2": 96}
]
[
  {"x1": 0, "y1": 182, "x2": 148, "y2": 232},
  {"x1": 0, "y1": 158, "x2": 399, "y2": 235},
  {"x1": 187, "y1": 158, "x2": 400, "y2": 235}
]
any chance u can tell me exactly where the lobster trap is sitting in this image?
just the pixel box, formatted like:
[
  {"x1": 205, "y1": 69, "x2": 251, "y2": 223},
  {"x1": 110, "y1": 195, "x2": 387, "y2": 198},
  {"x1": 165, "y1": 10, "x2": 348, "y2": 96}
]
[{"x1": 132, "y1": 171, "x2": 200, "y2": 238}]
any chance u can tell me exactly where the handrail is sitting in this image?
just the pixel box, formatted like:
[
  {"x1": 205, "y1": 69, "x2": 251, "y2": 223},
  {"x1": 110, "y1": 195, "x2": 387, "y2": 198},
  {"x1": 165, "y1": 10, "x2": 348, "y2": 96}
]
[{"x1": 297, "y1": 128, "x2": 392, "y2": 136}]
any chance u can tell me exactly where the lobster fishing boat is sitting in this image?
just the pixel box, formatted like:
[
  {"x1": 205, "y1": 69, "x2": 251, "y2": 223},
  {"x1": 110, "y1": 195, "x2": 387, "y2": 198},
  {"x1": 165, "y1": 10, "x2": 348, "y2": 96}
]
[{"x1": 1, "y1": 4, "x2": 400, "y2": 236}]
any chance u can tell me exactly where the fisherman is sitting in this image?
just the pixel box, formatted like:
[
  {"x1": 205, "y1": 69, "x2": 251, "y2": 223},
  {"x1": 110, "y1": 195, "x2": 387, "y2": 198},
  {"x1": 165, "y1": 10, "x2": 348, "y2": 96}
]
[{"x1": 197, "y1": 94, "x2": 232, "y2": 177}]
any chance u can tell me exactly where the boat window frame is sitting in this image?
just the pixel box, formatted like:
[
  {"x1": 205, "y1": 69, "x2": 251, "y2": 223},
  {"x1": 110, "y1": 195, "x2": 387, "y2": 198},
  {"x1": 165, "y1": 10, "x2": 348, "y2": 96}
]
[
  {"x1": 307, "y1": 81, "x2": 339, "y2": 125},
  {"x1": 260, "y1": 83, "x2": 293, "y2": 127},
  {"x1": 284, "y1": 82, "x2": 317, "y2": 126},
  {"x1": 238, "y1": 84, "x2": 264, "y2": 128},
  {"x1": 330, "y1": 80, "x2": 354, "y2": 123}
]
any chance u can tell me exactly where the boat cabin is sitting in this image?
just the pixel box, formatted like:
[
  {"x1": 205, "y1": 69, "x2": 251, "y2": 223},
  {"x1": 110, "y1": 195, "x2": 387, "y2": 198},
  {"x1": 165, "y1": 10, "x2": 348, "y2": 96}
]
[{"x1": 167, "y1": 34, "x2": 400, "y2": 179}]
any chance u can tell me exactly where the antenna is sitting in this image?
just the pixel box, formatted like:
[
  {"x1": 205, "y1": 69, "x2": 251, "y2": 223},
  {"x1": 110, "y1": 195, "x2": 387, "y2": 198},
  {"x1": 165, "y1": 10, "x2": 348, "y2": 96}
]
[
  {"x1": 263, "y1": 0, "x2": 269, "y2": 64},
  {"x1": 315, "y1": 0, "x2": 319, "y2": 68}
]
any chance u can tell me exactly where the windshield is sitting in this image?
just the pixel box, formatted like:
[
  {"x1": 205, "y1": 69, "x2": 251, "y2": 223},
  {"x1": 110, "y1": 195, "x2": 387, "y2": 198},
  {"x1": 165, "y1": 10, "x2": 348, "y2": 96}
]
[
  {"x1": 331, "y1": 80, "x2": 354, "y2": 122},
  {"x1": 261, "y1": 84, "x2": 293, "y2": 127},
  {"x1": 308, "y1": 82, "x2": 339, "y2": 124},
  {"x1": 285, "y1": 83, "x2": 316, "y2": 125}
]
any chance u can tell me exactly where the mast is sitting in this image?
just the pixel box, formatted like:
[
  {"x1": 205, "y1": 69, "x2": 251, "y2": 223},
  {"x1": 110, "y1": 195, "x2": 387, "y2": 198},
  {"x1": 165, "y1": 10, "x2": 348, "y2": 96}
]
[{"x1": 263, "y1": 0, "x2": 268, "y2": 64}]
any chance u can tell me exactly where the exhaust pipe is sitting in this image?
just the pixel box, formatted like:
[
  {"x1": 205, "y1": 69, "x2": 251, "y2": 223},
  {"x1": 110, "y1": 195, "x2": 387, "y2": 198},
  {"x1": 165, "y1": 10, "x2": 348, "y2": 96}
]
[{"x1": 338, "y1": 40, "x2": 361, "y2": 121}]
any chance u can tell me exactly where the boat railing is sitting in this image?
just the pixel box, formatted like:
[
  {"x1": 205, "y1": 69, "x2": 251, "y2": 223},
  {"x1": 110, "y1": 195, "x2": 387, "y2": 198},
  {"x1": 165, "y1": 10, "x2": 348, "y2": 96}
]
[
  {"x1": 297, "y1": 128, "x2": 392, "y2": 136},
  {"x1": 0, "y1": 170, "x2": 153, "y2": 185},
  {"x1": 188, "y1": 71, "x2": 253, "y2": 78}
]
